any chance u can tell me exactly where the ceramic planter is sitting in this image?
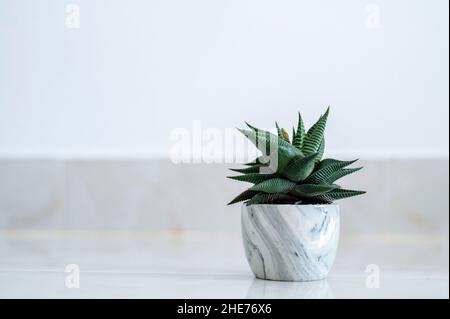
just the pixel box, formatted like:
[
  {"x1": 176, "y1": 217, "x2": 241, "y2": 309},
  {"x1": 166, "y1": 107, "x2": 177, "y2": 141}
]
[{"x1": 241, "y1": 204, "x2": 340, "y2": 282}]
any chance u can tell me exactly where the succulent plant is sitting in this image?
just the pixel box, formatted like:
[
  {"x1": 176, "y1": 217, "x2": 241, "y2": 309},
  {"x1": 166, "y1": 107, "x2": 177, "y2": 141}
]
[{"x1": 228, "y1": 107, "x2": 366, "y2": 205}]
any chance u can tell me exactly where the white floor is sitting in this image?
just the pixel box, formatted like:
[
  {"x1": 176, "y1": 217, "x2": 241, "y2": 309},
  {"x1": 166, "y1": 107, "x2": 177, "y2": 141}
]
[{"x1": 0, "y1": 231, "x2": 448, "y2": 299}]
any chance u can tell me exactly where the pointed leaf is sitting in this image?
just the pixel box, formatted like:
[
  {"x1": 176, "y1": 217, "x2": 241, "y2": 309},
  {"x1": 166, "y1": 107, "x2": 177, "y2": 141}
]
[
  {"x1": 306, "y1": 158, "x2": 359, "y2": 184},
  {"x1": 229, "y1": 165, "x2": 263, "y2": 174},
  {"x1": 302, "y1": 107, "x2": 329, "y2": 155},
  {"x1": 245, "y1": 122, "x2": 258, "y2": 131},
  {"x1": 324, "y1": 167, "x2": 363, "y2": 184},
  {"x1": 275, "y1": 122, "x2": 283, "y2": 138},
  {"x1": 238, "y1": 128, "x2": 303, "y2": 172},
  {"x1": 250, "y1": 178, "x2": 297, "y2": 193},
  {"x1": 228, "y1": 189, "x2": 259, "y2": 205},
  {"x1": 228, "y1": 173, "x2": 275, "y2": 184},
  {"x1": 316, "y1": 138, "x2": 325, "y2": 162},
  {"x1": 292, "y1": 112, "x2": 306, "y2": 149},
  {"x1": 291, "y1": 184, "x2": 338, "y2": 197},
  {"x1": 316, "y1": 189, "x2": 366, "y2": 202},
  {"x1": 280, "y1": 153, "x2": 317, "y2": 182},
  {"x1": 317, "y1": 158, "x2": 355, "y2": 169}
]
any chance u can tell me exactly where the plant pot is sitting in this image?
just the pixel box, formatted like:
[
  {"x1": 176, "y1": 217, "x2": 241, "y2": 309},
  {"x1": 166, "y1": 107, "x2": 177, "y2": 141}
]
[{"x1": 241, "y1": 204, "x2": 340, "y2": 282}]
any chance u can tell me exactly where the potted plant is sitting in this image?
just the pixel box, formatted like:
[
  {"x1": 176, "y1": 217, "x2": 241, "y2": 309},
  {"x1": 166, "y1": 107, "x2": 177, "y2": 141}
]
[{"x1": 228, "y1": 107, "x2": 365, "y2": 281}]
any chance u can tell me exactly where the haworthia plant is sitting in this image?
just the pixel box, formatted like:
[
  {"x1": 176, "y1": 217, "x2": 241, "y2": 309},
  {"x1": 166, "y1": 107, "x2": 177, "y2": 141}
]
[{"x1": 228, "y1": 107, "x2": 366, "y2": 205}]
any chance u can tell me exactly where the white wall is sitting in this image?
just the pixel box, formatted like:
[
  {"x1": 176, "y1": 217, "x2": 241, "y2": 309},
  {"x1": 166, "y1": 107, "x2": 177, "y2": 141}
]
[{"x1": 0, "y1": 0, "x2": 448, "y2": 158}]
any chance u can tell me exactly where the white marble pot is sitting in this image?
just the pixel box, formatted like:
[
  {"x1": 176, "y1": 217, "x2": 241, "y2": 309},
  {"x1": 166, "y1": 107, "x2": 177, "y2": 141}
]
[{"x1": 241, "y1": 204, "x2": 340, "y2": 282}]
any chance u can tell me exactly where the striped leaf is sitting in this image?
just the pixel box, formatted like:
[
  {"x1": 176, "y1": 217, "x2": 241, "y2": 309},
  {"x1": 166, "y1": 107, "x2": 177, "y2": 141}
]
[
  {"x1": 238, "y1": 128, "x2": 303, "y2": 172},
  {"x1": 228, "y1": 189, "x2": 259, "y2": 205},
  {"x1": 240, "y1": 127, "x2": 297, "y2": 154},
  {"x1": 316, "y1": 138, "x2": 325, "y2": 162},
  {"x1": 302, "y1": 107, "x2": 329, "y2": 155},
  {"x1": 280, "y1": 153, "x2": 317, "y2": 182},
  {"x1": 250, "y1": 178, "x2": 297, "y2": 193},
  {"x1": 324, "y1": 167, "x2": 363, "y2": 184},
  {"x1": 317, "y1": 189, "x2": 366, "y2": 202},
  {"x1": 229, "y1": 165, "x2": 267, "y2": 174},
  {"x1": 291, "y1": 184, "x2": 338, "y2": 197},
  {"x1": 317, "y1": 158, "x2": 351, "y2": 169},
  {"x1": 292, "y1": 112, "x2": 306, "y2": 149},
  {"x1": 306, "y1": 159, "x2": 359, "y2": 184},
  {"x1": 275, "y1": 122, "x2": 283, "y2": 139},
  {"x1": 228, "y1": 173, "x2": 275, "y2": 184}
]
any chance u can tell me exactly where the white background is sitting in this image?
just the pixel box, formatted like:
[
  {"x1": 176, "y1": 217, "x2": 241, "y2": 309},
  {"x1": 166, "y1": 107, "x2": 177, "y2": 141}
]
[
  {"x1": 0, "y1": 2, "x2": 448, "y2": 299},
  {"x1": 0, "y1": 0, "x2": 448, "y2": 158}
]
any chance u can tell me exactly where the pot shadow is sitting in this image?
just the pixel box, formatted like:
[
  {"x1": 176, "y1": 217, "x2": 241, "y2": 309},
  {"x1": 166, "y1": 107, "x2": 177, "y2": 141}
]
[{"x1": 245, "y1": 277, "x2": 334, "y2": 299}]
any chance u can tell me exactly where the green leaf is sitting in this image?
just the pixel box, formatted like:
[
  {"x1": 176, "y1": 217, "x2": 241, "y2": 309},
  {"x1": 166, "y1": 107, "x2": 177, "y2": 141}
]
[
  {"x1": 317, "y1": 158, "x2": 352, "y2": 169},
  {"x1": 244, "y1": 121, "x2": 268, "y2": 153},
  {"x1": 316, "y1": 138, "x2": 325, "y2": 162},
  {"x1": 306, "y1": 158, "x2": 358, "y2": 184},
  {"x1": 244, "y1": 156, "x2": 269, "y2": 166},
  {"x1": 229, "y1": 165, "x2": 266, "y2": 174},
  {"x1": 275, "y1": 122, "x2": 283, "y2": 138},
  {"x1": 302, "y1": 107, "x2": 329, "y2": 155},
  {"x1": 228, "y1": 173, "x2": 275, "y2": 184},
  {"x1": 292, "y1": 112, "x2": 305, "y2": 149},
  {"x1": 228, "y1": 189, "x2": 259, "y2": 205},
  {"x1": 291, "y1": 184, "x2": 338, "y2": 197},
  {"x1": 324, "y1": 167, "x2": 363, "y2": 184},
  {"x1": 238, "y1": 128, "x2": 289, "y2": 154},
  {"x1": 245, "y1": 121, "x2": 258, "y2": 131},
  {"x1": 246, "y1": 193, "x2": 267, "y2": 205},
  {"x1": 227, "y1": 111, "x2": 365, "y2": 206},
  {"x1": 246, "y1": 193, "x2": 298, "y2": 205},
  {"x1": 250, "y1": 178, "x2": 297, "y2": 193},
  {"x1": 317, "y1": 189, "x2": 366, "y2": 202},
  {"x1": 280, "y1": 153, "x2": 317, "y2": 182},
  {"x1": 238, "y1": 128, "x2": 303, "y2": 172}
]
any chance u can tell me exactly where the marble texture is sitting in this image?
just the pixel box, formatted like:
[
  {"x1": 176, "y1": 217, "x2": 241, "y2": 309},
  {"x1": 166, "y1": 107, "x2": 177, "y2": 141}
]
[{"x1": 241, "y1": 204, "x2": 340, "y2": 281}]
